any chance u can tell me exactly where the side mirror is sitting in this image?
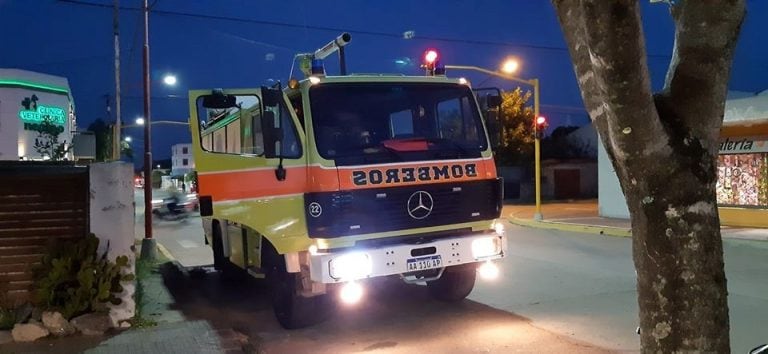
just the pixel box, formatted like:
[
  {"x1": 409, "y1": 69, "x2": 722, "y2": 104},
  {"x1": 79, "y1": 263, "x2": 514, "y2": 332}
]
[
  {"x1": 486, "y1": 109, "x2": 501, "y2": 150},
  {"x1": 260, "y1": 111, "x2": 282, "y2": 158},
  {"x1": 202, "y1": 93, "x2": 237, "y2": 109},
  {"x1": 262, "y1": 87, "x2": 281, "y2": 107}
]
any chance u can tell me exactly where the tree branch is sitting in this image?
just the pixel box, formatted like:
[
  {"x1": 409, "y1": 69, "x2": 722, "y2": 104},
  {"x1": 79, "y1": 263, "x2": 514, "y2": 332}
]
[
  {"x1": 661, "y1": 0, "x2": 746, "y2": 144},
  {"x1": 552, "y1": 0, "x2": 668, "y2": 164}
]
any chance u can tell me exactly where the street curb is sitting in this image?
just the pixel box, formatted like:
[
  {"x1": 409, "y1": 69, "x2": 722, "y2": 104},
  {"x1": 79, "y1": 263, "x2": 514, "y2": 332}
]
[
  {"x1": 507, "y1": 214, "x2": 632, "y2": 238},
  {"x1": 156, "y1": 242, "x2": 176, "y2": 261}
]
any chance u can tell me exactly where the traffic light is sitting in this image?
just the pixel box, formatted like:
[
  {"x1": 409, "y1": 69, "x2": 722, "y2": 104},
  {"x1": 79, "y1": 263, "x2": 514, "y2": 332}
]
[{"x1": 534, "y1": 115, "x2": 548, "y2": 139}]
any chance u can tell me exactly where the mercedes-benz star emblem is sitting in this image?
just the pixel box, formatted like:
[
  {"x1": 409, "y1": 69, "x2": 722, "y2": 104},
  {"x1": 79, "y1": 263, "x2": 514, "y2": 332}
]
[{"x1": 407, "y1": 191, "x2": 434, "y2": 220}]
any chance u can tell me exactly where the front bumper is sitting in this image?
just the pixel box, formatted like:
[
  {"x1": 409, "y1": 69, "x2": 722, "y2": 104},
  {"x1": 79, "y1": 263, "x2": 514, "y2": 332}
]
[{"x1": 309, "y1": 232, "x2": 507, "y2": 283}]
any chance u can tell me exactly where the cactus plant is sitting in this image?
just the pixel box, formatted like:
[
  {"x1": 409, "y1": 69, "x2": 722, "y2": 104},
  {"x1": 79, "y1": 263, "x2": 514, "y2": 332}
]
[{"x1": 33, "y1": 234, "x2": 134, "y2": 319}]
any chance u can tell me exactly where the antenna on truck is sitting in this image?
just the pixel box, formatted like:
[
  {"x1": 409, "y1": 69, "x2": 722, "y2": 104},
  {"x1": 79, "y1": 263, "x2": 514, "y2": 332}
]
[{"x1": 293, "y1": 33, "x2": 352, "y2": 78}]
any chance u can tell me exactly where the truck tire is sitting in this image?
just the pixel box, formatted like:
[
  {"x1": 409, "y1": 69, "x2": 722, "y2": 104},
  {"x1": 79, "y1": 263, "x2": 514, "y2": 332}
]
[
  {"x1": 263, "y1": 242, "x2": 333, "y2": 329},
  {"x1": 427, "y1": 264, "x2": 477, "y2": 302}
]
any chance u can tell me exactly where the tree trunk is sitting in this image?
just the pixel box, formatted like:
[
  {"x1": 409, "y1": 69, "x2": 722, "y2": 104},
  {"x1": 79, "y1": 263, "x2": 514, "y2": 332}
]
[{"x1": 550, "y1": 0, "x2": 745, "y2": 352}]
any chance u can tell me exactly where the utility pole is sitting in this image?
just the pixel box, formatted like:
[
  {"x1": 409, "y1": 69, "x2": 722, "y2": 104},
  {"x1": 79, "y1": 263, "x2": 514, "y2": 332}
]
[
  {"x1": 112, "y1": 0, "x2": 122, "y2": 160},
  {"x1": 140, "y1": 0, "x2": 156, "y2": 260}
]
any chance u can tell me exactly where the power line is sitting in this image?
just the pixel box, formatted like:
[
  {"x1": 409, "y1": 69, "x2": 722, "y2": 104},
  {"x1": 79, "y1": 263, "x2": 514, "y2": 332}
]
[{"x1": 55, "y1": 0, "x2": 673, "y2": 59}]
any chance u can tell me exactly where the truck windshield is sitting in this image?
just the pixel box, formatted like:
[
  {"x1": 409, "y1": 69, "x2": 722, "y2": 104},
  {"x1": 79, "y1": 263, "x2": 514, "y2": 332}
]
[{"x1": 310, "y1": 83, "x2": 488, "y2": 166}]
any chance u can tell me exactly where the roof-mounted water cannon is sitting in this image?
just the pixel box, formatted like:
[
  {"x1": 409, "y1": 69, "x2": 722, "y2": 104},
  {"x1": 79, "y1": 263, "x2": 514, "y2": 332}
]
[{"x1": 301, "y1": 32, "x2": 352, "y2": 77}]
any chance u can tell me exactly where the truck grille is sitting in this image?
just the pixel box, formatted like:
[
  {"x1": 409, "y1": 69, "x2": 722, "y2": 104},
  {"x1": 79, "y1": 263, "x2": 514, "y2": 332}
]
[{"x1": 305, "y1": 178, "x2": 502, "y2": 238}]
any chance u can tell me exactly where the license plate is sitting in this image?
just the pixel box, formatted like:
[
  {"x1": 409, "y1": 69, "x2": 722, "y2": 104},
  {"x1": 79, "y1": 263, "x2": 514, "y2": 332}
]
[{"x1": 406, "y1": 255, "x2": 442, "y2": 271}]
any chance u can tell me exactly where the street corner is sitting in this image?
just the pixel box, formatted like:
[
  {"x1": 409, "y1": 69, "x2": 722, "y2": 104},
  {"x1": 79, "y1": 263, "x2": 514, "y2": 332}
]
[{"x1": 507, "y1": 212, "x2": 632, "y2": 238}]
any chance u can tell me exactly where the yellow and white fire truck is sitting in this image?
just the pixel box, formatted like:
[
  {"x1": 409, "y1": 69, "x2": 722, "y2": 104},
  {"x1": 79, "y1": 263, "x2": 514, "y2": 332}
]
[{"x1": 188, "y1": 34, "x2": 507, "y2": 328}]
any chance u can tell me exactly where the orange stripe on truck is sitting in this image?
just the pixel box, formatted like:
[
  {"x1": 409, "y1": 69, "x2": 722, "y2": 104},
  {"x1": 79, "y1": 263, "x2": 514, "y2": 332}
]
[
  {"x1": 198, "y1": 167, "x2": 307, "y2": 202},
  {"x1": 199, "y1": 158, "x2": 497, "y2": 202}
]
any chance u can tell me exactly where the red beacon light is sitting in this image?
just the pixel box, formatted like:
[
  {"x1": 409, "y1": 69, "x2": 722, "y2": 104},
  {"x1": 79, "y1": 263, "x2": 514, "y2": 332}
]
[
  {"x1": 424, "y1": 49, "x2": 439, "y2": 65},
  {"x1": 422, "y1": 49, "x2": 444, "y2": 76}
]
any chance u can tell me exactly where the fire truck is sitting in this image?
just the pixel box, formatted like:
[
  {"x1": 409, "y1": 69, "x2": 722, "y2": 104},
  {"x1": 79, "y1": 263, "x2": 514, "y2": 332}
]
[{"x1": 188, "y1": 33, "x2": 506, "y2": 328}]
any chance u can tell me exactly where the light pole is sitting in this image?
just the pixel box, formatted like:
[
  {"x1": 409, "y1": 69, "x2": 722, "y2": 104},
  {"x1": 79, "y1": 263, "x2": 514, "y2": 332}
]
[
  {"x1": 444, "y1": 63, "x2": 543, "y2": 220},
  {"x1": 140, "y1": 0, "x2": 155, "y2": 260}
]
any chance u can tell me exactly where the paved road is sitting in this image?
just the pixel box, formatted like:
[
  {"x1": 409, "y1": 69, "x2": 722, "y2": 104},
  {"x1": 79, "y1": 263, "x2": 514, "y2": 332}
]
[
  {"x1": 471, "y1": 225, "x2": 768, "y2": 352},
  {"x1": 136, "y1": 191, "x2": 768, "y2": 352},
  {"x1": 134, "y1": 189, "x2": 213, "y2": 267}
]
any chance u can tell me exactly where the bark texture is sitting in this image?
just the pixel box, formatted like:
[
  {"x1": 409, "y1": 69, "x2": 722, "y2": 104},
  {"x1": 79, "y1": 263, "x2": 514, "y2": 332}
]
[{"x1": 551, "y1": 0, "x2": 745, "y2": 352}]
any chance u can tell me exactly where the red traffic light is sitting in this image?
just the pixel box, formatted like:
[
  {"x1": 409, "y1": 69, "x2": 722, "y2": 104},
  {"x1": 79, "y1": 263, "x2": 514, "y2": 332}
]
[
  {"x1": 536, "y1": 116, "x2": 547, "y2": 125},
  {"x1": 424, "y1": 49, "x2": 439, "y2": 65}
]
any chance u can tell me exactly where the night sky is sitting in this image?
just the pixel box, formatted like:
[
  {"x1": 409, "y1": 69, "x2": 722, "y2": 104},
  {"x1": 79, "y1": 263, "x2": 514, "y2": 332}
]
[{"x1": 1, "y1": 0, "x2": 766, "y2": 165}]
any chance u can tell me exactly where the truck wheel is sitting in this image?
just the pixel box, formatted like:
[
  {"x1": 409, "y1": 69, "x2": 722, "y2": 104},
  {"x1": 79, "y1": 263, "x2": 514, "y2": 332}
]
[
  {"x1": 263, "y1": 243, "x2": 333, "y2": 329},
  {"x1": 427, "y1": 264, "x2": 477, "y2": 302}
]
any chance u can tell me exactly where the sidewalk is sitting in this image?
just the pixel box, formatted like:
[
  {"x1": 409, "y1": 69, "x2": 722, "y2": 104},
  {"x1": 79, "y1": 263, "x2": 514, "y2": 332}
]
[
  {"x1": 505, "y1": 200, "x2": 768, "y2": 241},
  {"x1": 1, "y1": 253, "x2": 251, "y2": 354},
  {"x1": 80, "y1": 247, "x2": 252, "y2": 354}
]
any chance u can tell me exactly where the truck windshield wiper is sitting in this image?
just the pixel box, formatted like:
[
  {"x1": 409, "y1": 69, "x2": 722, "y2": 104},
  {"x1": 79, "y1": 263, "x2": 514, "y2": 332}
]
[{"x1": 424, "y1": 138, "x2": 471, "y2": 157}]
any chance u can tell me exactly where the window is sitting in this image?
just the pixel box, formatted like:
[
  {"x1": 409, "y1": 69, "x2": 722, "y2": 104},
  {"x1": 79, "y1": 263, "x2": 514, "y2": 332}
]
[
  {"x1": 310, "y1": 83, "x2": 487, "y2": 166},
  {"x1": 196, "y1": 94, "x2": 301, "y2": 159},
  {"x1": 390, "y1": 109, "x2": 414, "y2": 137},
  {"x1": 717, "y1": 153, "x2": 768, "y2": 207},
  {"x1": 199, "y1": 95, "x2": 260, "y2": 155},
  {"x1": 263, "y1": 101, "x2": 302, "y2": 158},
  {"x1": 182, "y1": 146, "x2": 188, "y2": 154},
  {"x1": 182, "y1": 158, "x2": 189, "y2": 166}
]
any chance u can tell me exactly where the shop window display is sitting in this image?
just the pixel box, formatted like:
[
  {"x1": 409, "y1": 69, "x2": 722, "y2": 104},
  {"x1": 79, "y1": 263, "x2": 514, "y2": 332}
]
[{"x1": 716, "y1": 153, "x2": 768, "y2": 207}]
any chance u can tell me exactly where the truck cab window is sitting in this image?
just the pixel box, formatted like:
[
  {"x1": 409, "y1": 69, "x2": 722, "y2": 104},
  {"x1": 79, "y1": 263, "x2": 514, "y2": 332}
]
[{"x1": 198, "y1": 95, "x2": 263, "y2": 155}]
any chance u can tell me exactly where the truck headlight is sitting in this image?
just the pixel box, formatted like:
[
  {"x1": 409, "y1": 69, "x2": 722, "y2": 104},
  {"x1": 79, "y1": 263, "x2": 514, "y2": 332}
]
[
  {"x1": 329, "y1": 252, "x2": 372, "y2": 280},
  {"x1": 493, "y1": 220, "x2": 505, "y2": 236},
  {"x1": 472, "y1": 237, "x2": 502, "y2": 259}
]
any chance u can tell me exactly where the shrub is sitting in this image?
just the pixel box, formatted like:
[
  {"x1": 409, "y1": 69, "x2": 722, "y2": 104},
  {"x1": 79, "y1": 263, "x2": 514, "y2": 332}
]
[
  {"x1": 0, "y1": 307, "x2": 14, "y2": 330},
  {"x1": 33, "y1": 234, "x2": 134, "y2": 319}
]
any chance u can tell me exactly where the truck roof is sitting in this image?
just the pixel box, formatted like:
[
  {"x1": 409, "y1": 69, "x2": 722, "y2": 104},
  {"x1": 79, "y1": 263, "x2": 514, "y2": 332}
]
[{"x1": 299, "y1": 75, "x2": 466, "y2": 86}]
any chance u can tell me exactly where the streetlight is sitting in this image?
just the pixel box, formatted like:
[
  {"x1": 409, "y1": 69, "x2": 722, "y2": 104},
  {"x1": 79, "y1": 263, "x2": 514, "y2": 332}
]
[
  {"x1": 501, "y1": 58, "x2": 520, "y2": 75},
  {"x1": 135, "y1": 117, "x2": 145, "y2": 126},
  {"x1": 444, "y1": 62, "x2": 543, "y2": 220},
  {"x1": 124, "y1": 136, "x2": 132, "y2": 142},
  {"x1": 163, "y1": 74, "x2": 177, "y2": 86}
]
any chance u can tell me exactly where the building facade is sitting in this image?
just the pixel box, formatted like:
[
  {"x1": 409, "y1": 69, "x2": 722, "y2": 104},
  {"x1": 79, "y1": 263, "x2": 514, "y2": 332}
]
[
  {"x1": 171, "y1": 143, "x2": 194, "y2": 177},
  {"x1": 598, "y1": 90, "x2": 768, "y2": 227},
  {"x1": 0, "y1": 69, "x2": 77, "y2": 161}
]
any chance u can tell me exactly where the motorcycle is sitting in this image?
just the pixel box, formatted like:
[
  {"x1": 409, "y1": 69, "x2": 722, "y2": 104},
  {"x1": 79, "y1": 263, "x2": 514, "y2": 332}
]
[{"x1": 151, "y1": 195, "x2": 194, "y2": 221}]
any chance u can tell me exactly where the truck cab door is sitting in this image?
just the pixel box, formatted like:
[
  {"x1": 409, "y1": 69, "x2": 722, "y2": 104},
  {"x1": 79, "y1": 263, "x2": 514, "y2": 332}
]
[{"x1": 188, "y1": 88, "x2": 307, "y2": 266}]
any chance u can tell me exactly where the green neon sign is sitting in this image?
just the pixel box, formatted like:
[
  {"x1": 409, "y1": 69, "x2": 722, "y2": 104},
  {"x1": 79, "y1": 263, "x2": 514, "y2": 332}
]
[
  {"x1": 0, "y1": 80, "x2": 69, "y2": 94},
  {"x1": 19, "y1": 105, "x2": 66, "y2": 125}
]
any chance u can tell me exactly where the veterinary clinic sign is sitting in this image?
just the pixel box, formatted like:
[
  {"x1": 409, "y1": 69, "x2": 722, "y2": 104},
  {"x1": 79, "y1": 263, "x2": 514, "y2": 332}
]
[{"x1": 18, "y1": 105, "x2": 66, "y2": 125}]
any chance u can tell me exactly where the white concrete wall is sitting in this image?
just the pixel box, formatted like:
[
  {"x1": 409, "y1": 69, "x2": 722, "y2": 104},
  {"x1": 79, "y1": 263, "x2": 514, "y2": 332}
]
[
  {"x1": 0, "y1": 68, "x2": 76, "y2": 161},
  {"x1": 89, "y1": 162, "x2": 136, "y2": 324},
  {"x1": 0, "y1": 97, "x2": 19, "y2": 160},
  {"x1": 597, "y1": 141, "x2": 630, "y2": 218}
]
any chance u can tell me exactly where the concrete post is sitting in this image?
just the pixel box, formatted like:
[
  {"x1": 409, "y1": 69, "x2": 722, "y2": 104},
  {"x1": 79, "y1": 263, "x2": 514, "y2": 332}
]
[{"x1": 89, "y1": 162, "x2": 136, "y2": 324}]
